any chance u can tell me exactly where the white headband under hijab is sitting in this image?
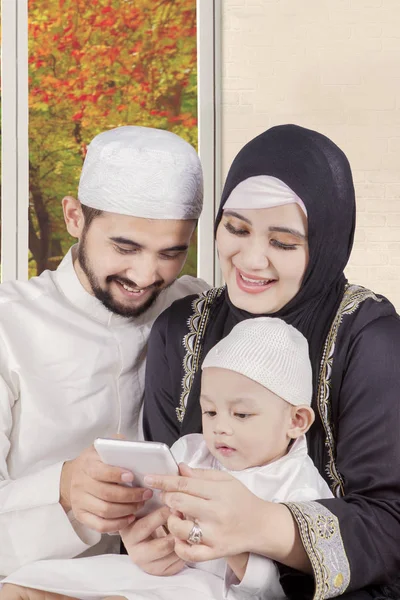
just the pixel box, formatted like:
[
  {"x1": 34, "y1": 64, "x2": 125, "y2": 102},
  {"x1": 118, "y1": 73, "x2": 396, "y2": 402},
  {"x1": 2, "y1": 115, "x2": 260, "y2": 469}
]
[{"x1": 223, "y1": 175, "x2": 307, "y2": 216}]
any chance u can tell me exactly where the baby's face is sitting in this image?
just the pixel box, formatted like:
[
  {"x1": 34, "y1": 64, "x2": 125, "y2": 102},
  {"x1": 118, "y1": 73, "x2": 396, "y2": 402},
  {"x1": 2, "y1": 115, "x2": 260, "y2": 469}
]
[{"x1": 200, "y1": 367, "x2": 293, "y2": 471}]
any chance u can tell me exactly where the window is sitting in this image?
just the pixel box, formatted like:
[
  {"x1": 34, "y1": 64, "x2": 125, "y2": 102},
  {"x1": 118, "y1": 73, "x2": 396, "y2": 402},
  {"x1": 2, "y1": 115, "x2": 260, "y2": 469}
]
[{"x1": 1, "y1": 0, "x2": 220, "y2": 285}]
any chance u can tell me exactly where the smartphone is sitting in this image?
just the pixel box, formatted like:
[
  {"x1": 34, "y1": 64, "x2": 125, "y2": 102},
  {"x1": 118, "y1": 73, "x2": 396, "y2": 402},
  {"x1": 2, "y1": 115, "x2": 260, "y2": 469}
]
[{"x1": 94, "y1": 438, "x2": 179, "y2": 517}]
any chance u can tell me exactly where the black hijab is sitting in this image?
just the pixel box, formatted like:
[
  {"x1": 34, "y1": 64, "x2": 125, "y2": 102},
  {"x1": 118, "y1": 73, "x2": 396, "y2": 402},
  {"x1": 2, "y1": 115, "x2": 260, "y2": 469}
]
[{"x1": 181, "y1": 124, "x2": 356, "y2": 435}]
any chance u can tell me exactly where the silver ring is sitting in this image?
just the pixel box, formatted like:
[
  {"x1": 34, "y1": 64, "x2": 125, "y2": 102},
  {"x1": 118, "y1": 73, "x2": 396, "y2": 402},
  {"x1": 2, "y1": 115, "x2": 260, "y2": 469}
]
[{"x1": 187, "y1": 521, "x2": 203, "y2": 545}]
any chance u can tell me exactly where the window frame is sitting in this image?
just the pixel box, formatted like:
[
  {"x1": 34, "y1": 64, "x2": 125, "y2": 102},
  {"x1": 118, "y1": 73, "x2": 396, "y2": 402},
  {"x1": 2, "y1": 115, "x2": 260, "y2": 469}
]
[{"x1": 1, "y1": 0, "x2": 221, "y2": 285}]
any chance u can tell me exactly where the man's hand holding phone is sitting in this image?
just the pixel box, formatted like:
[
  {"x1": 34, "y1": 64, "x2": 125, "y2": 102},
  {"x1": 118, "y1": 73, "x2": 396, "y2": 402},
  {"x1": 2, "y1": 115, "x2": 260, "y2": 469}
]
[
  {"x1": 93, "y1": 439, "x2": 179, "y2": 518},
  {"x1": 89, "y1": 438, "x2": 184, "y2": 576},
  {"x1": 60, "y1": 445, "x2": 152, "y2": 533}
]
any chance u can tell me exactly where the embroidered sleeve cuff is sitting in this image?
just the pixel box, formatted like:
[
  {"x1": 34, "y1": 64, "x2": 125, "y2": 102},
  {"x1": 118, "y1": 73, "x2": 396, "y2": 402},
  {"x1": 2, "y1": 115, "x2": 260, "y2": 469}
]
[
  {"x1": 283, "y1": 501, "x2": 350, "y2": 600},
  {"x1": 223, "y1": 554, "x2": 285, "y2": 599}
]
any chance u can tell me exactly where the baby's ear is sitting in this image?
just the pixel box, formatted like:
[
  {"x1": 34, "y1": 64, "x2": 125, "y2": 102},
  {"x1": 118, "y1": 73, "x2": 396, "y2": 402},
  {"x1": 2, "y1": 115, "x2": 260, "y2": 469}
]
[{"x1": 288, "y1": 405, "x2": 315, "y2": 439}]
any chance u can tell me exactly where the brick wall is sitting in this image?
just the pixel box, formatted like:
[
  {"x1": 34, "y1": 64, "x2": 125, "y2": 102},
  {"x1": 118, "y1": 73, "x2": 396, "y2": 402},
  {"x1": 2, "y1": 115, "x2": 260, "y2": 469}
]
[{"x1": 221, "y1": 0, "x2": 400, "y2": 310}]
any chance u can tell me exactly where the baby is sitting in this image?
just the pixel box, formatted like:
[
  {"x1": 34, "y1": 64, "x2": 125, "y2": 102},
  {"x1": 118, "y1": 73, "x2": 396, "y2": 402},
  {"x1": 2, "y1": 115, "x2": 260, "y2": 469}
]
[{"x1": 2, "y1": 317, "x2": 332, "y2": 600}]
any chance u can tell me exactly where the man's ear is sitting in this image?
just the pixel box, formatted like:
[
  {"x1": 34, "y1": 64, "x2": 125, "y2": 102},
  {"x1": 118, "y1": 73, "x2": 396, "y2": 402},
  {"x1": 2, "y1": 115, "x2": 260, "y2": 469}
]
[
  {"x1": 62, "y1": 196, "x2": 84, "y2": 238},
  {"x1": 287, "y1": 405, "x2": 315, "y2": 440}
]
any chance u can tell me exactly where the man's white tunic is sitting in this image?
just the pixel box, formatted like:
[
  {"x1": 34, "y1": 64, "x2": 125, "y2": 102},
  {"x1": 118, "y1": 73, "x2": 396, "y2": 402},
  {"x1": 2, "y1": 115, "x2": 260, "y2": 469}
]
[{"x1": 0, "y1": 248, "x2": 207, "y2": 576}]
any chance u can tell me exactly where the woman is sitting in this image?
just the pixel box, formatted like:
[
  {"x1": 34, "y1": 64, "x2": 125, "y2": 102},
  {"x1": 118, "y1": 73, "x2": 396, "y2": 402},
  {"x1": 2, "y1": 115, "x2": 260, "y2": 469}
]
[{"x1": 140, "y1": 124, "x2": 400, "y2": 599}]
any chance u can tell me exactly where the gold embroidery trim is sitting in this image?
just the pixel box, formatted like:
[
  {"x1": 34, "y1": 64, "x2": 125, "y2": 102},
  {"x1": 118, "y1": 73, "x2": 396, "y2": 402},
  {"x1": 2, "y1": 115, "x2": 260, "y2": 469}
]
[
  {"x1": 284, "y1": 286, "x2": 382, "y2": 598},
  {"x1": 284, "y1": 501, "x2": 351, "y2": 600},
  {"x1": 317, "y1": 284, "x2": 382, "y2": 497},
  {"x1": 176, "y1": 287, "x2": 224, "y2": 423}
]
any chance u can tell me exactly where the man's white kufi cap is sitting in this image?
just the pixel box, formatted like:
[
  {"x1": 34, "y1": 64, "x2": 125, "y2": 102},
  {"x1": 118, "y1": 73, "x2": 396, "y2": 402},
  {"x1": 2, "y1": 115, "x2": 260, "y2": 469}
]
[
  {"x1": 78, "y1": 126, "x2": 203, "y2": 219},
  {"x1": 202, "y1": 317, "x2": 312, "y2": 406}
]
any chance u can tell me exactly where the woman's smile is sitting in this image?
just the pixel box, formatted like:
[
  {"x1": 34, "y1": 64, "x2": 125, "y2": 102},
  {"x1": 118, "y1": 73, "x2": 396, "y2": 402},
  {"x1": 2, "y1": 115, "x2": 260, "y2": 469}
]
[{"x1": 235, "y1": 268, "x2": 277, "y2": 295}]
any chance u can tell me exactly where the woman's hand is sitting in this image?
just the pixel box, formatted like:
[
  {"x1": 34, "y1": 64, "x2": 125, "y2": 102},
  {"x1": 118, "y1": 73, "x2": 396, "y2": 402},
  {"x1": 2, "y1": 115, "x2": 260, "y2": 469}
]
[
  {"x1": 120, "y1": 505, "x2": 185, "y2": 576},
  {"x1": 145, "y1": 464, "x2": 311, "y2": 573},
  {"x1": 145, "y1": 464, "x2": 268, "y2": 563}
]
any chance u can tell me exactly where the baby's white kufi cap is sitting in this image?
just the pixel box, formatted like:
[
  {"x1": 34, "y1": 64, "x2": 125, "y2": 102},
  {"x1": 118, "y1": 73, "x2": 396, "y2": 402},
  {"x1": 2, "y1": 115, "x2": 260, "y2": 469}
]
[
  {"x1": 78, "y1": 126, "x2": 203, "y2": 220},
  {"x1": 202, "y1": 317, "x2": 312, "y2": 406}
]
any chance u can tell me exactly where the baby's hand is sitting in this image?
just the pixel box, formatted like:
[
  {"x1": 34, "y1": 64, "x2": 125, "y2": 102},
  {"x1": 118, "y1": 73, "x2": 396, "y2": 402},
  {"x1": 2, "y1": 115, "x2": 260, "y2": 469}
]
[
  {"x1": 0, "y1": 584, "x2": 76, "y2": 600},
  {"x1": 120, "y1": 506, "x2": 185, "y2": 576}
]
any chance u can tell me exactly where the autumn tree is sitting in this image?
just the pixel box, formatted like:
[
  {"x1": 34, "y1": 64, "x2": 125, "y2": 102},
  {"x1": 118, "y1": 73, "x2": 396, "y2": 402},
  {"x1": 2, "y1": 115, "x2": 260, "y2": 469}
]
[{"x1": 28, "y1": 0, "x2": 197, "y2": 275}]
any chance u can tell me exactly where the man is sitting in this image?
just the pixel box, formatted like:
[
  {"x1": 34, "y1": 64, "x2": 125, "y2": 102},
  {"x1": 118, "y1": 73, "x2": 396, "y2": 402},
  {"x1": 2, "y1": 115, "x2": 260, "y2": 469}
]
[{"x1": 0, "y1": 126, "x2": 208, "y2": 576}]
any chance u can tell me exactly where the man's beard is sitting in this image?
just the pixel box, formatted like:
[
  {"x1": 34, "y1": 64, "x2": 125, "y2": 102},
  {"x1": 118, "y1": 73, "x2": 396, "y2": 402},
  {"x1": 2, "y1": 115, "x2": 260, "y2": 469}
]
[{"x1": 77, "y1": 236, "x2": 164, "y2": 318}]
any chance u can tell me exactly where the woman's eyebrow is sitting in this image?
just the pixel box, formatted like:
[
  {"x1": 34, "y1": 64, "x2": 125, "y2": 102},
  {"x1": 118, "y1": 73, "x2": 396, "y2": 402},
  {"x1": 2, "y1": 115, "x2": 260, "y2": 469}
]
[
  {"x1": 223, "y1": 210, "x2": 252, "y2": 225},
  {"x1": 268, "y1": 226, "x2": 306, "y2": 239},
  {"x1": 224, "y1": 212, "x2": 306, "y2": 239}
]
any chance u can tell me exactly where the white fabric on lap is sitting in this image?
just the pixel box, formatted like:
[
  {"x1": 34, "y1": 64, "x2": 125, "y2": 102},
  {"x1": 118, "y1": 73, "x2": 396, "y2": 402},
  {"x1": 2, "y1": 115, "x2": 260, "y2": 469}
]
[
  {"x1": 4, "y1": 556, "x2": 219, "y2": 600},
  {"x1": 3, "y1": 434, "x2": 331, "y2": 600}
]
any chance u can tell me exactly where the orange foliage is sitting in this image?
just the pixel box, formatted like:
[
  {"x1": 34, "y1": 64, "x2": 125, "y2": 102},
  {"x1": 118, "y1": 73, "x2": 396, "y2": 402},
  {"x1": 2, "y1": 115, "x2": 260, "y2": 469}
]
[
  {"x1": 27, "y1": 0, "x2": 198, "y2": 276},
  {"x1": 28, "y1": 0, "x2": 197, "y2": 141}
]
